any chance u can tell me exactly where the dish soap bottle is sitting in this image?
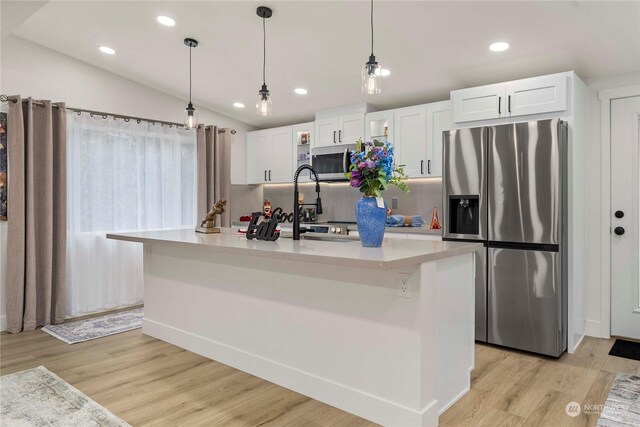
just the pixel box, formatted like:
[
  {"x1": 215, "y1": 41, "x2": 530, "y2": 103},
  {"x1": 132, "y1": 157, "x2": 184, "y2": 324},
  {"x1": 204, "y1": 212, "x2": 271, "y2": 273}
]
[{"x1": 429, "y1": 207, "x2": 441, "y2": 229}]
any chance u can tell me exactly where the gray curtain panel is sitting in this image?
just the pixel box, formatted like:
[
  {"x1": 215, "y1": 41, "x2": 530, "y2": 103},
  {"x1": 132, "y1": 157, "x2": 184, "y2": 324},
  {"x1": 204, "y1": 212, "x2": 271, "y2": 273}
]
[
  {"x1": 197, "y1": 125, "x2": 231, "y2": 227},
  {"x1": 6, "y1": 97, "x2": 67, "y2": 333}
]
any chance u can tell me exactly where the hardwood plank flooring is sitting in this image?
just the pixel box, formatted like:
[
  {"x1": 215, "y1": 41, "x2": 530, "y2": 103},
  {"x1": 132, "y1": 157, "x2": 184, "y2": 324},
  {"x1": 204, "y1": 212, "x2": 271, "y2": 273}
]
[{"x1": 1, "y1": 326, "x2": 638, "y2": 426}]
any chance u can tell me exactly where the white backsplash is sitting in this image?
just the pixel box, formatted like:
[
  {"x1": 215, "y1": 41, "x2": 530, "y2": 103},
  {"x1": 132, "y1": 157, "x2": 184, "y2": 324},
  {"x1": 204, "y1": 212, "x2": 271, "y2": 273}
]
[{"x1": 238, "y1": 178, "x2": 444, "y2": 223}]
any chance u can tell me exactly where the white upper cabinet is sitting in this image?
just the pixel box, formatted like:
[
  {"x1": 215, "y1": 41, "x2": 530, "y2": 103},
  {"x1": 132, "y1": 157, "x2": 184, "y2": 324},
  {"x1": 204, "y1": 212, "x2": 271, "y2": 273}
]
[
  {"x1": 394, "y1": 105, "x2": 427, "y2": 178},
  {"x1": 426, "y1": 100, "x2": 452, "y2": 177},
  {"x1": 338, "y1": 113, "x2": 365, "y2": 145},
  {"x1": 246, "y1": 127, "x2": 293, "y2": 184},
  {"x1": 314, "y1": 117, "x2": 339, "y2": 148},
  {"x1": 451, "y1": 73, "x2": 568, "y2": 123},
  {"x1": 451, "y1": 83, "x2": 505, "y2": 123},
  {"x1": 269, "y1": 127, "x2": 293, "y2": 183},
  {"x1": 314, "y1": 113, "x2": 364, "y2": 148},
  {"x1": 504, "y1": 74, "x2": 567, "y2": 117}
]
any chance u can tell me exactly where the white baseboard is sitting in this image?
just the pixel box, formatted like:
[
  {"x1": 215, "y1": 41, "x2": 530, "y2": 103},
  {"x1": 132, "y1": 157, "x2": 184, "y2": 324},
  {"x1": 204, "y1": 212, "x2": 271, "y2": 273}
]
[
  {"x1": 0, "y1": 314, "x2": 6, "y2": 332},
  {"x1": 143, "y1": 318, "x2": 440, "y2": 427}
]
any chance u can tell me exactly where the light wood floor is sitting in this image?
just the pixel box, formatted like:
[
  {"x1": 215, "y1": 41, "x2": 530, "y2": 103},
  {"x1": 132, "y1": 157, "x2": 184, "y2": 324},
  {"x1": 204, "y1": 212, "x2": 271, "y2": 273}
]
[{"x1": 1, "y1": 326, "x2": 638, "y2": 427}]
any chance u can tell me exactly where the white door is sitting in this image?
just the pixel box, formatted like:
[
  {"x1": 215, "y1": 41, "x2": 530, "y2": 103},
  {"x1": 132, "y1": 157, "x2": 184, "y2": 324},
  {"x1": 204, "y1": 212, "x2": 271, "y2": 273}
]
[
  {"x1": 394, "y1": 105, "x2": 427, "y2": 177},
  {"x1": 611, "y1": 95, "x2": 640, "y2": 339},
  {"x1": 269, "y1": 127, "x2": 293, "y2": 183},
  {"x1": 426, "y1": 100, "x2": 451, "y2": 177},
  {"x1": 314, "y1": 117, "x2": 339, "y2": 148},
  {"x1": 451, "y1": 83, "x2": 505, "y2": 123},
  {"x1": 246, "y1": 131, "x2": 270, "y2": 184},
  {"x1": 339, "y1": 113, "x2": 365, "y2": 145},
  {"x1": 505, "y1": 74, "x2": 567, "y2": 118}
]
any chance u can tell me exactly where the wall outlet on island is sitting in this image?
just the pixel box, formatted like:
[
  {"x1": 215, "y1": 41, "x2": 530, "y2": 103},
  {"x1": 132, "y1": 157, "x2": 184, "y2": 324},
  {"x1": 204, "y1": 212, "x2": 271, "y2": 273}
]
[{"x1": 397, "y1": 273, "x2": 411, "y2": 298}]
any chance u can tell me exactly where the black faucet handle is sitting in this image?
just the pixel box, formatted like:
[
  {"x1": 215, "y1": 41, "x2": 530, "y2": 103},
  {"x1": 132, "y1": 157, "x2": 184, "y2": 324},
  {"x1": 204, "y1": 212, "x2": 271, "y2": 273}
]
[{"x1": 316, "y1": 197, "x2": 323, "y2": 215}]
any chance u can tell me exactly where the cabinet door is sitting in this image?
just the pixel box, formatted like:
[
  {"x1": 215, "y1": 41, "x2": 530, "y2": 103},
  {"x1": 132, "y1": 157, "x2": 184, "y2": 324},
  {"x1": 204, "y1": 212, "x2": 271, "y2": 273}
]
[
  {"x1": 505, "y1": 75, "x2": 567, "y2": 117},
  {"x1": 451, "y1": 83, "x2": 505, "y2": 123},
  {"x1": 426, "y1": 101, "x2": 452, "y2": 177},
  {"x1": 314, "y1": 117, "x2": 339, "y2": 148},
  {"x1": 269, "y1": 127, "x2": 293, "y2": 183},
  {"x1": 246, "y1": 131, "x2": 271, "y2": 184},
  {"x1": 338, "y1": 113, "x2": 365, "y2": 145},
  {"x1": 366, "y1": 110, "x2": 393, "y2": 144},
  {"x1": 394, "y1": 105, "x2": 427, "y2": 178}
]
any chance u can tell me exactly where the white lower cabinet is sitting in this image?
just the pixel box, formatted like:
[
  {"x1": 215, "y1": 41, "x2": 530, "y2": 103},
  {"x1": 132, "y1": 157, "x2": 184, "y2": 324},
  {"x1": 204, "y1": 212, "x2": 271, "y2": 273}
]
[{"x1": 246, "y1": 127, "x2": 293, "y2": 184}]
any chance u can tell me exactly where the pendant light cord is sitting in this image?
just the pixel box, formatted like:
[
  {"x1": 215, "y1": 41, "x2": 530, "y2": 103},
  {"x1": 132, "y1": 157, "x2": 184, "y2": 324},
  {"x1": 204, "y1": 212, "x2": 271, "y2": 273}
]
[
  {"x1": 189, "y1": 46, "x2": 192, "y2": 103},
  {"x1": 262, "y1": 16, "x2": 266, "y2": 86},
  {"x1": 370, "y1": 0, "x2": 374, "y2": 55}
]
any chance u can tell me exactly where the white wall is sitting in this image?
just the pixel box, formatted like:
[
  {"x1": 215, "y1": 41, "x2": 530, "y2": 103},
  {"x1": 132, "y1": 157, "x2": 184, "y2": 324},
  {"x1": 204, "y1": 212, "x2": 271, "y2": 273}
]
[
  {"x1": 584, "y1": 72, "x2": 640, "y2": 338},
  {"x1": 0, "y1": 35, "x2": 253, "y2": 331}
]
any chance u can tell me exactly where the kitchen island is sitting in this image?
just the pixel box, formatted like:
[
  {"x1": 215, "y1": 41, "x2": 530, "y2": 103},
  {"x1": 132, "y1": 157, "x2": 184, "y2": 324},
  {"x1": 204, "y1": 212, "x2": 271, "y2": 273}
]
[{"x1": 107, "y1": 228, "x2": 481, "y2": 427}]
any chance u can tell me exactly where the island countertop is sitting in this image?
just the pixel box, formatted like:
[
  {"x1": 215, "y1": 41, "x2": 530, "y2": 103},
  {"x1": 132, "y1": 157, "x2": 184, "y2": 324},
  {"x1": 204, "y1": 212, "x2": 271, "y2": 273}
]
[{"x1": 107, "y1": 228, "x2": 481, "y2": 271}]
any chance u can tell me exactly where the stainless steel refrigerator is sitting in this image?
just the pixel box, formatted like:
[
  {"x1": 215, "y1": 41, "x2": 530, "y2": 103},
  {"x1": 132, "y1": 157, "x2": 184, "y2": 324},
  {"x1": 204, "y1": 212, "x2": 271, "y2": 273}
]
[{"x1": 443, "y1": 119, "x2": 568, "y2": 357}]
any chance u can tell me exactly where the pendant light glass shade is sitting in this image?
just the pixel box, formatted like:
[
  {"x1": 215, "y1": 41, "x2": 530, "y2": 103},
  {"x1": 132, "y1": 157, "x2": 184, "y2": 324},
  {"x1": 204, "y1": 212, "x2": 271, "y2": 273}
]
[
  {"x1": 256, "y1": 84, "x2": 272, "y2": 117},
  {"x1": 361, "y1": 0, "x2": 382, "y2": 95},
  {"x1": 362, "y1": 55, "x2": 381, "y2": 95},
  {"x1": 183, "y1": 38, "x2": 198, "y2": 129},
  {"x1": 256, "y1": 6, "x2": 273, "y2": 117},
  {"x1": 184, "y1": 102, "x2": 198, "y2": 129}
]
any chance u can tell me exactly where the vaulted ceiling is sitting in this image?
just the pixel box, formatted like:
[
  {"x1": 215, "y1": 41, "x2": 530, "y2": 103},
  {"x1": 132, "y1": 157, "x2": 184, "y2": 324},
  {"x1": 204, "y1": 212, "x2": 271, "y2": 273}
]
[{"x1": 3, "y1": 1, "x2": 639, "y2": 128}]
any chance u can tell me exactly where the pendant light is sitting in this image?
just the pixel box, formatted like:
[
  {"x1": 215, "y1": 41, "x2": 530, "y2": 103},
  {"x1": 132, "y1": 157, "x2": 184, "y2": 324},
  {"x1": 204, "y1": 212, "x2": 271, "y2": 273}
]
[
  {"x1": 362, "y1": 0, "x2": 381, "y2": 95},
  {"x1": 256, "y1": 6, "x2": 273, "y2": 117},
  {"x1": 183, "y1": 38, "x2": 199, "y2": 129}
]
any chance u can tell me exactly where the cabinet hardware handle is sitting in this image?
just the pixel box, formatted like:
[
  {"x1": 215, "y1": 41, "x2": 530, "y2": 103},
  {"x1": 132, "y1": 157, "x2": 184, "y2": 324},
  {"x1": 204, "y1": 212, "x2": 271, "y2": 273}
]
[
  {"x1": 269, "y1": 170, "x2": 272, "y2": 181},
  {"x1": 333, "y1": 131, "x2": 336, "y2": 144},
  {"x1": 508, "y1": 95, "x2": 511, "y2": 113},
  {"x1": 420, "y1": 160, "x2": 424, "y2": 175},
  {"x1": 264, "y1": 170, "x2": 267, "y2": 182},
  {"x1": 339, "y1": 130, "x2": 342, "y2": 142},
  {"x1": 498, "y1": 96, "x2": 502, "y2": 115},
  {"x1": 614, "y1": 226, "x2": 625, "y2": 236},
  {"x1": 428, "y1": 160, "x2": 431, "y2": 175}
]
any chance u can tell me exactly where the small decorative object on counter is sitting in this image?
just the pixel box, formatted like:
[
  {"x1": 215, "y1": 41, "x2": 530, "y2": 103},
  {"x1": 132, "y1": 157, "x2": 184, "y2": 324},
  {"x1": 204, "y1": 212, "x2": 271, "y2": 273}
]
[
  {"x1": 263, "y1": 198, "x2": 272, "y2": 218},
  {"x1": 430, "y1": 207, "x2": 442, "y2": 229},
  {"x1": 196, "y1": 198, "x2": 228, "y2": 234},
  {"x1": 346, "y1": 138, "x2": 409, "y2": 247},
  {"x1": 246, "y1": 212, "x2": 280, "y2": 241}
]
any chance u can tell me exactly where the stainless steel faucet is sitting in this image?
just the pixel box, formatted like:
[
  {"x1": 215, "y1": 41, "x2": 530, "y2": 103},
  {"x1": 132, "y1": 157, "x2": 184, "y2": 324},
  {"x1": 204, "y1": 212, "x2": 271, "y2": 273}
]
[{"x1": 293, "y1": 165, "x2": 323, "y2": 240}]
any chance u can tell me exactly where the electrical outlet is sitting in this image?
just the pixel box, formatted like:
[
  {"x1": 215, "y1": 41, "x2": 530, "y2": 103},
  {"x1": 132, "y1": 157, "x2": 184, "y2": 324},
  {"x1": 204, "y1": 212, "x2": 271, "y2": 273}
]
[
  {"x1": 397, "y1": 273, "x2": 411, "y2": 298},
  {"x1": 391, "y1": 197, "x2": 398, "y2": 210}
]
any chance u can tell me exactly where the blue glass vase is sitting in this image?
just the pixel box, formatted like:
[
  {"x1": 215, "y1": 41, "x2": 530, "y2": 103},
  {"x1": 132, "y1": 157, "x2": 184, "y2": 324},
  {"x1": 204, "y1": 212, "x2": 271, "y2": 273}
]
[{"x1": 356, "y1": 197, "x2": 387, "y2": 247}]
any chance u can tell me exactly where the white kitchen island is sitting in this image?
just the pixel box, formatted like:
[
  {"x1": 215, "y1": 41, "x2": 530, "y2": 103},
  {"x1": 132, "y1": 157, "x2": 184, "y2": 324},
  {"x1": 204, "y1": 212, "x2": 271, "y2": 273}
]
[{"x1": 107, "y1": 228, "x2": 481, "y2": 427}]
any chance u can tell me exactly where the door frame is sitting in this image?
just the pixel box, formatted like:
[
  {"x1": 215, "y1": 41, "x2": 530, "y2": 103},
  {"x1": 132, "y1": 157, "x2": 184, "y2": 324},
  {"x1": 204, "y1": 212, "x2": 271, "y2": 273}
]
[{"x1": 599, "y1": 84, "x2": 640, "y2": 339}]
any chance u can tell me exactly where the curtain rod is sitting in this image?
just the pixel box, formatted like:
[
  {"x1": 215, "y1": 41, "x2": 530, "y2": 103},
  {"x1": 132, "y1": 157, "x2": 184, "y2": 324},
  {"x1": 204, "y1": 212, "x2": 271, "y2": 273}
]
[{"x1": 0, "y1": 94, "x2": 236, "y2": 134}]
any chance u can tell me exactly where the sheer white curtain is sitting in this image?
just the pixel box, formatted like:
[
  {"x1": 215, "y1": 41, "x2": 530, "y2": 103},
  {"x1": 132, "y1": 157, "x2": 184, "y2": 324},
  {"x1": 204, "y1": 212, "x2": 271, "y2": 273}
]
[{"x1": 66, "y1": 113, "x2": 196, "y2": 316}]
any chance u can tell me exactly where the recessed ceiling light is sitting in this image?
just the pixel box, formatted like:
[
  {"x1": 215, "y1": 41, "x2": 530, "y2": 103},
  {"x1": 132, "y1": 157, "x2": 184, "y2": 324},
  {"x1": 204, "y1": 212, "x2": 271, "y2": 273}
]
[
  {"x1": 375, "y1": 68, "x2": 391, "y2": 77},
  {"x1": 157, "y1": 16, "x2": 176, "y2": 27},
  {"x1": 99, "y1": 46, "x2": 116, "y2": 55},
  {"x1": 489, "y1": 42, "x2": 510, "y2": 52},
  {"x1": 233, "y1": 102, "x2": 245, "y2": 109},
  {"x1": 294, "y1": 88, "x2": 308, "y2": 95}
]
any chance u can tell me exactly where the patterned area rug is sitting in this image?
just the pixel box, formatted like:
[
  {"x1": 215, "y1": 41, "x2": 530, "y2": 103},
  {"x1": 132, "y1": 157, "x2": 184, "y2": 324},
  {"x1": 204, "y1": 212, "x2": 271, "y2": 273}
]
[
  {"x1": 0, "y1": 366, "x2": 130, "y2": 426},
  {"x1": 597, "y1": 373, "x2": 640, "y2": 427},
  {"x1": 42, "y1": 308, "x2": 143, "y2": 344}
]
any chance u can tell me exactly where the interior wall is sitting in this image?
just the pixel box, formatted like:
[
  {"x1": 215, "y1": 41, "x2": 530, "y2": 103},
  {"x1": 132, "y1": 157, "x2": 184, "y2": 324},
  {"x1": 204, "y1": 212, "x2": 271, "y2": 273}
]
[
  {"x1": 0, "y1": 35, "x2": 254, "y2": 331},
  {"x1": 262, "y1": 178, "x2": 443, "y2": 223},
  {"x1": 584, "y1": 72, "x2": 640, "y2": 338}
]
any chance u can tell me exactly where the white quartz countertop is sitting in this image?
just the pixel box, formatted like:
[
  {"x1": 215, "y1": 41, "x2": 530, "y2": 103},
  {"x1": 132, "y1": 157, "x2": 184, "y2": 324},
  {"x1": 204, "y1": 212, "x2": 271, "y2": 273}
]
[{"x1": 107, "y1": 228, "x2": 481, "y2": 271}]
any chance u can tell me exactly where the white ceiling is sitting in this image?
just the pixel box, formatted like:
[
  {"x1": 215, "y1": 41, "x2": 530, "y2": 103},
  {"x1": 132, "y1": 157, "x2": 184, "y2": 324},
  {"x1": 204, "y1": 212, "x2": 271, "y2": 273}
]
[{"x1": 4, "y1": 1, "x2": 640, "y2": 128}]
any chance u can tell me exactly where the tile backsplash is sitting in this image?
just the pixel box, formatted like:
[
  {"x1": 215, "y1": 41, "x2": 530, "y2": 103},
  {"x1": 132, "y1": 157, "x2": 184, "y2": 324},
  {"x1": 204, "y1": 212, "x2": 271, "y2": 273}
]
[{"x1": 232, "y1": 178, "x2": 443, "y2": 223}]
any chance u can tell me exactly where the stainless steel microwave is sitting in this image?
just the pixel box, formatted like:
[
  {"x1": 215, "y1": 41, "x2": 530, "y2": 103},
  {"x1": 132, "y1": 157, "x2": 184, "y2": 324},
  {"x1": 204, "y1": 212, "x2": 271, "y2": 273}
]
[{"x1": 312, "y1": 146, "x2": 354, "y2": 181}]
